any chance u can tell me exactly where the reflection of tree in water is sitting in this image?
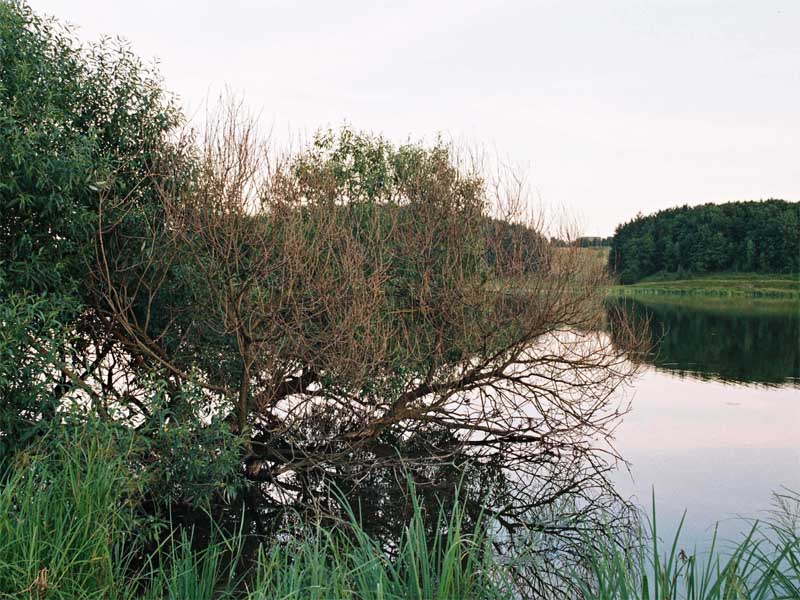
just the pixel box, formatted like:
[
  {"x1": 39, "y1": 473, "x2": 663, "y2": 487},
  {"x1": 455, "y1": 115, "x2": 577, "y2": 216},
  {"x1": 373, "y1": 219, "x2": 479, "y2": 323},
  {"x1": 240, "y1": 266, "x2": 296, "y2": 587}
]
[
  {"x1": 140, "y1": 368, "x2": 638, "y2": 597},
  {"x1": 607, "y1": 299, "x2": 800, "y2": 386},
  {"x1": 86, "y1": 117, "x2": 646, "y2": 596},
  {"x1": 233, "y1": 424, "x2": 636, "y2": 597}
]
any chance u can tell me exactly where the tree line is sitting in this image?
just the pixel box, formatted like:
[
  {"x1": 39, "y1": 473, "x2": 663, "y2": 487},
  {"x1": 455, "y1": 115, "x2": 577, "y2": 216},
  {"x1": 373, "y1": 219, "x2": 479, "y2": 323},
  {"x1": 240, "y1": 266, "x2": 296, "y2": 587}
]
[
  {"x1": 550, "y1": 236, "x2": 613, "y2": 248},
  {"x1": 608, "y1": 200, "x2": 800, "y2": 283}
]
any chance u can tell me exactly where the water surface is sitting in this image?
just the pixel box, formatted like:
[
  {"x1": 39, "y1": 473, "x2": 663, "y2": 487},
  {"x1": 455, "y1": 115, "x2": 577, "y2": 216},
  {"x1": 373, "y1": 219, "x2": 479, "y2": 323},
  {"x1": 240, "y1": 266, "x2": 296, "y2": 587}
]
[{"x1": 609, "y1": 297, "x2": 800, "y2": 548}]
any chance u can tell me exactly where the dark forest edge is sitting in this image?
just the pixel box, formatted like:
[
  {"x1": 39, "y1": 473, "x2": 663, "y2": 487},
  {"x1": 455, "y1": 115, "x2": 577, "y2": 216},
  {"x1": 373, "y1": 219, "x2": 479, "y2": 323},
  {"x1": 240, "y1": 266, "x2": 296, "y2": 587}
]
[{"x1": 607, "y1": 200, "x2": 800, "y2": 285}]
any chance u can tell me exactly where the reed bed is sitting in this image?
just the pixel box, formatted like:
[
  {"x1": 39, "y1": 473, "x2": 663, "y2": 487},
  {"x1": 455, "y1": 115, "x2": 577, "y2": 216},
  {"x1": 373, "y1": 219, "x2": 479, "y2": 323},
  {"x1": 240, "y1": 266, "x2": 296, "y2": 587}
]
[{"x1": 1, "y1": 432, "x2": 797, "y2": 599}]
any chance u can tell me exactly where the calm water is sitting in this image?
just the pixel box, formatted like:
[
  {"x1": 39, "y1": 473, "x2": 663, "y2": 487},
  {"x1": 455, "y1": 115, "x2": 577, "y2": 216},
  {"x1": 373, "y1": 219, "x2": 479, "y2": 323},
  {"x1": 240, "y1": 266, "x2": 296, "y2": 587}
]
[{"x1": 609, "y1": 297, "x2": 800, "y2": 548}]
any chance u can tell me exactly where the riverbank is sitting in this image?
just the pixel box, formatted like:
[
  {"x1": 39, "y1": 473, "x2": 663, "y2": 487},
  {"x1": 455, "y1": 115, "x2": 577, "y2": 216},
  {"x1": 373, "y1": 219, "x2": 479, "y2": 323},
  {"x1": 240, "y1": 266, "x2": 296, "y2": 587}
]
[
  {"x1": 607, "y1": 292, "x2": 800, "y2": 318},
  {"x1": 2, "y1": 432, "x2": 798, "y2": 599},
  {"x1": 608, "y1": 272, "x2": 800, "y2": 300}
]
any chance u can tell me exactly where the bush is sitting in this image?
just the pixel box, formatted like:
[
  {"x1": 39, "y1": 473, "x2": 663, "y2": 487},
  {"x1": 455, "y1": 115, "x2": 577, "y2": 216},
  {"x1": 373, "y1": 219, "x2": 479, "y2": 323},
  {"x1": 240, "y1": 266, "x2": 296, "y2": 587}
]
[{"x1": 0, "y1": 0, "x2": 189, "y2": 459}]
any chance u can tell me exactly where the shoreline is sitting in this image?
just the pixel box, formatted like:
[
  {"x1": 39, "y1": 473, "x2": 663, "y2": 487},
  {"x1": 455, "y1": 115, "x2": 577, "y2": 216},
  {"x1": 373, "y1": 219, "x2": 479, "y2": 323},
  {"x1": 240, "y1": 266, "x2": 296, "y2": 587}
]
[{"x1": 607, "y1": 273, "x2": 800, "y2": 300}]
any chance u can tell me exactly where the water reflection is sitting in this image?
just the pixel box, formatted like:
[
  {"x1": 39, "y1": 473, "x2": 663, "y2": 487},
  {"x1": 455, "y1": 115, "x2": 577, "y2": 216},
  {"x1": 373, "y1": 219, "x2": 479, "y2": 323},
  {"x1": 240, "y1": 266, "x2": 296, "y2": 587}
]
[
  {"x1": 274, "y1": 426, "x2": 636, "y2": 597},
  {"x1": 608, "y1": 297, "x2": 800, "y2": 386},
  {"x1": 329, "y1": 298, "x2": 800, "y2": 570},
  {"x1": 605, "y1": 295, "x2": 800, "y2": 549},
  {"x1": 167, "y1": 297, "x2": 798, "y2": 593}
]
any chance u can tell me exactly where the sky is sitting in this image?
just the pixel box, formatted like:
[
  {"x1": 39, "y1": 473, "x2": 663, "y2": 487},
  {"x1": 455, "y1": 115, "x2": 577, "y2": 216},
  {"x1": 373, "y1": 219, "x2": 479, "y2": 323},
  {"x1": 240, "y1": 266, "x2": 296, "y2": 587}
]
[{"x1": 30, "y1": 0, "x2": 800, "y2": 236}]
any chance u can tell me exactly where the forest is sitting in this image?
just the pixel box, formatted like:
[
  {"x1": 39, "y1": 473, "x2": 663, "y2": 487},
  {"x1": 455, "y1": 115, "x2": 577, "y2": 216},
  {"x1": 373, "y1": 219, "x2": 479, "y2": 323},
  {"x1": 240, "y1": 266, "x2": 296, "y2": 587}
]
[{"x1": 608, "y1": 200, "x2": 800, "y2": 283}]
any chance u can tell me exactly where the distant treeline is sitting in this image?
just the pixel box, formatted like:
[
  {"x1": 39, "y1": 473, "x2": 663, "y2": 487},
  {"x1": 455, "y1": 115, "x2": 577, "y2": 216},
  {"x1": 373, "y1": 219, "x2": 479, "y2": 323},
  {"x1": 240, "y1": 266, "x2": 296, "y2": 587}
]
[
  {"x1": 550, "y1": 236, "x2": 613, "y2": 248},
  {"x1": 608, "y1": 200, "x2": 800, "y2": 284}
]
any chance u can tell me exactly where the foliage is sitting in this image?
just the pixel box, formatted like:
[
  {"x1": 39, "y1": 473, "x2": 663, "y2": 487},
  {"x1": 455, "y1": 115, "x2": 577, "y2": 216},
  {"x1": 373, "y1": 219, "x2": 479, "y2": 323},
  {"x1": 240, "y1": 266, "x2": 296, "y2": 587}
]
[
  {"x1": 0, "y1": 289, "x2": 72, "y2": 463},
  {"x1": 1, "y1": 4, "x2": 644, "y2": 596},
  {"x1": 125, "y1": 381, "x2": 245, "y2": 509},
  {"x1": 91, "y1": 111, "x2": 642, "y2": 575},
  {"x1": 0, "y1": 0, "x2": 189, "y2": 459},
  {"x1": 251, "y1": 489, "x2": 510, "y2": 600},
  {"x1": 551, "y1": 236, "x2": 613, "y2": 248},
  {"x1": 608, "y1": 201, "x2": 800, "y2": 283},
  {"x1": 0, "y1": 429, "x2": 137, "y2": 599},
  {"x1": 1, "y1": 433, "x2": 798, "y2": 599},
  {"x1": 605, "y1": 296, "x2": 800, "y2": 386},
  {"x1": 0, "y1": 420, "x2": 244, "y2": 599},
  {"x1": 0, "y1": 0, "x2": 184, "y2": 296},
  {"x1": 576, "y1": 493, "x2": 800, "y2": 600}
]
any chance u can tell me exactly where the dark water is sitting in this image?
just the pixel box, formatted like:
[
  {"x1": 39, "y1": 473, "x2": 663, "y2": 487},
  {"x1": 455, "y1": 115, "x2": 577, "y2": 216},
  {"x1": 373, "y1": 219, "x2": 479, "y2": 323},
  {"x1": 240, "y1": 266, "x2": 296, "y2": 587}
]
[
  {"x1": 607, "y1": 297, "x2": 800, "y2": 548},
  {"x1": 612, "y1": 297, "x2": 800, "y2": 386}
]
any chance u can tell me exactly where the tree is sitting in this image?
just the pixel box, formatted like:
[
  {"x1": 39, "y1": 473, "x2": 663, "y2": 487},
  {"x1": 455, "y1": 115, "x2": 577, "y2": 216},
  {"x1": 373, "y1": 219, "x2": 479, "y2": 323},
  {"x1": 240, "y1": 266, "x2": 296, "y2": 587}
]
[
  {"x1": 745, "y1": 238, "x2": 757, "y2": 271},
  {"x1": 0, "y1": 1, "x2": 187, "y2": 459},
  {"x1": 2, "y1": 4, "x2": 645, "y2": 591},
  {"x1": 92, "y1": 108, "x2": 643, "y2": 592}
]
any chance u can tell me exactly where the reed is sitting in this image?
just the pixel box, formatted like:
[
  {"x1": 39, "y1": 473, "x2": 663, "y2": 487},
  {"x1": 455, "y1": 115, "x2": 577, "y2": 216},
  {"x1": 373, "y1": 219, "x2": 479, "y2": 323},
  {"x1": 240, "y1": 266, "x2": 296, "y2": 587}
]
[
  {"x1": 1, "y1": 431, "x2": 797, "y2": 599},
  {"x1": 249, "y1": 487, "x2": 511, "y2": 600},
  {"x1": 574, "y1": 494, "x2": 800, "y2": 600},
  {"x1": 0, "y1": 432, "x2": 136, "y2": 599}
]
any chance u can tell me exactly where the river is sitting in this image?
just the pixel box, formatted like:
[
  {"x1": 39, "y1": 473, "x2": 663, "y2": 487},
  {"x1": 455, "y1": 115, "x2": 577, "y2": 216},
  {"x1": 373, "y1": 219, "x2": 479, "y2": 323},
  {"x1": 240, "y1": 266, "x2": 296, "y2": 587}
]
[{"x1": 608, "y1": 296, "x2": 800, "y2": 550}]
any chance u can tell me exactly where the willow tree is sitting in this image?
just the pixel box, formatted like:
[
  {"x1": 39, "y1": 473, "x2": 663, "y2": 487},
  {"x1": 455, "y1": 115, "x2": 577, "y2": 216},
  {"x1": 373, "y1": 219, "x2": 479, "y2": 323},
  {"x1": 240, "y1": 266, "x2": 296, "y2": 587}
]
[
  {"x1": 0, "y1": 1, "x2": 187, "y2": 461},
  {"x1": 2, "y1": 4, "x2": 641, "y2": 592},
  {"x1": 93, "y1": 105, "x2": 641, "y2": 560}
]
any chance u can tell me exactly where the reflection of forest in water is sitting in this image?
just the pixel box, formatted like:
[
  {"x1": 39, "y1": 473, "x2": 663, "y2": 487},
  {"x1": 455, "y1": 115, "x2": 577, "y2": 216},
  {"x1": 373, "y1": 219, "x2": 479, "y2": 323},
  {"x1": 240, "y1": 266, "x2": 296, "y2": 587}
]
[{"x1": 608, "y1": 298, "x2": 800, "y2": 386}]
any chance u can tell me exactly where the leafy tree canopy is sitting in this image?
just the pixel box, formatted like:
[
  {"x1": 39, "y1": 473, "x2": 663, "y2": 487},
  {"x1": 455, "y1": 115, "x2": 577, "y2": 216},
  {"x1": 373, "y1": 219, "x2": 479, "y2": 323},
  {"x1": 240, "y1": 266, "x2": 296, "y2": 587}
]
[
  {"x1": 608, "y1": 200, "x2": 800, "y2": 283},
  {"x1": 0, "y1": 0, "x2": 187, "y2": 459}
]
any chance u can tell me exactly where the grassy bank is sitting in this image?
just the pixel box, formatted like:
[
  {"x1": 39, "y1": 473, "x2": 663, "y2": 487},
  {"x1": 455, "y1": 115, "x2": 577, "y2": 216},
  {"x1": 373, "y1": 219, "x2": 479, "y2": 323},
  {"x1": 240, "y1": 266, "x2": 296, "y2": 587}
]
[
  {"x1": 608, "y1": 272, "x2": 800, "y2": 300},
  {"x1": 606, "y1": 292, "x2": 800, "y2": 318},
  {"x1": 1, "y1": 431, "x2": 798, "y2": 599}
]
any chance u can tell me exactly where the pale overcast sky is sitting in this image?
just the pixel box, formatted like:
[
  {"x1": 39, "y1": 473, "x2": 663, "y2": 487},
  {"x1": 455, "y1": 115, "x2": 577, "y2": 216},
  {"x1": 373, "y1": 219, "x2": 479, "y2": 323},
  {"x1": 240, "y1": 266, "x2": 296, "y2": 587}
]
[{"x1": 31, "y1": 0, "x2": 800, "y2": 235}]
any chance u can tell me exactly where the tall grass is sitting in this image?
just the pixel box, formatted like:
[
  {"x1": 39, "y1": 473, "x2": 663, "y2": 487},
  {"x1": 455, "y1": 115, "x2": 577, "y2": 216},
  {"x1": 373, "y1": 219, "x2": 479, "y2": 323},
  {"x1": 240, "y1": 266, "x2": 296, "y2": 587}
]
[
  {"x1": 0, "y1": 432, "x2": 136, "y2": 599},
  {"x1": 575, "y1": 495, "x2": 800, "y2": 600},
  {"x1": 139, "y1": 527, "x2": 241, "y2": 600},
  {"x1": 250, "y1": 487, "x2": 511, "y2": 600},
  {"x1": 1, "y1": 431, "x2": 797, "y2": 599}
]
